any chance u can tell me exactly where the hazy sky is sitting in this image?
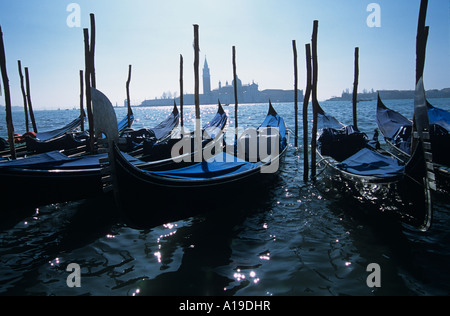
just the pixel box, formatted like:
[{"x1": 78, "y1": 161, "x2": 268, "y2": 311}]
[{"x1": 0, "y1": 0, "x2": 449, "y2": 109}]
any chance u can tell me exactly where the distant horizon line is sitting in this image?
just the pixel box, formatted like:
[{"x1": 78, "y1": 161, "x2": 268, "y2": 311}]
[{"x1": 1, "y1": 87, "x2": 450, "y2": 111}]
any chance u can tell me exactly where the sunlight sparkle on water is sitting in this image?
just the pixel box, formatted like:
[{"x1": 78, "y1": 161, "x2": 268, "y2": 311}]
[
  {"x1": 154, "y1": 252, "x2": 162, "y2": 263},
  {"x1": 132, "y1": 289, "x2": 140, "y2": 296},
  {"x1": 259, "y1": 252, "x2": 270, "y2": 261}
]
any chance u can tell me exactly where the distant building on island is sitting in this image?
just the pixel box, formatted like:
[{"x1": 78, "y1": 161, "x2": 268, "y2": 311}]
[
  {"x1": 140, "y1": 57, "x2": 303, "y2": 107},
  {"x1": 328, "y1": 87, "x2": 450, "y2": 102}
]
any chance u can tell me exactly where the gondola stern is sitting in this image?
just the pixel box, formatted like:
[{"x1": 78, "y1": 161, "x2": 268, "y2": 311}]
[
  {"x1": 173, "y1": 100, "x2": 179, "y2": 115},
  {"x1": 91, "y1": 87, "x2": 122, "y2": 198},
  {"x1": 406, "y1": 76, "x2": 435, "y2": 231},
  {"x1": 404, "y1": 140, "x2": 434, "y2": 232},
  {"x1": 268, "y1": 99, "x2": 277, "y2": 116},
  {"x1": 91, "y1": 87, "x2": 120, "y2": 143},
  {"x1": 312, "y1": 99, "x2": 326, "y2": 117},
  {"x1": 377, "y1": 93, "x2": 387, "y2": 110},
  {"x1": 217, "y1": 99, "x2": 225, "y2": 115}
]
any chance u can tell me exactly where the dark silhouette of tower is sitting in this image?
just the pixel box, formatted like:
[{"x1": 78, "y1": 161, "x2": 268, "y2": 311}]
[{"x1": 203, "y1": 57, "x2": 211, "y2": 95}]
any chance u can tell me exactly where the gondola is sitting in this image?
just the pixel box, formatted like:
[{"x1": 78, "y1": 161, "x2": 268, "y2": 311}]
[
  {"x1": 24, "y1": 113, "x2": 135, "y2": 156},
  {"x1": 0, "y1": 89, "x2": 231, "y2": 210},
  {"x1": 377, "y1": 95, "x2": 450, "y2": 193},
  {"x1": 0, "y1": 114, "x2": 85, "y2": 158},
  {"x1": 94, "y1": 87, "x2": 288, "y2": 228},
  {"x1": 127, "y1": 101, "x2": 228, "y2": 169},
  {"x1": 0, "y1": 101, "x2": 179, "y2": 210},
  {"x1": 316, "y1": 78, "x2": 433, "y2": 231},
  {"x1": 90, "y1": 87, "x2": 228, "y2": 169}
]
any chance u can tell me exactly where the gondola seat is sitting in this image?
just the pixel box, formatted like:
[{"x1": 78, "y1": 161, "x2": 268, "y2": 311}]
[
  {"x1": 318, "y1": 125, "x2": 368, "y2": 162},
  {"x1": 337, "y1": 148, "x2": 404, "y2": 178}
]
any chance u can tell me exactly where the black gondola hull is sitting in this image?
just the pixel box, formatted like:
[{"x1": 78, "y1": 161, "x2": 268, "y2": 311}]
[
  {"x1": 316, "y1": 147, "x2": 431, "y2": 230},
  {"x1": 111, "y1": 144, "x2": 287, "y2": 229},
  {"x1": 0, "y1": 168, "x2": 103, "y2": 210},
  {"x1": 377, "y1": 96, "x2": 449, "y2": 194}
]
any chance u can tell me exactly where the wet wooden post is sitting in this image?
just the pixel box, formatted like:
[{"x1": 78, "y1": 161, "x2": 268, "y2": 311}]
[
  {"x1": 352, "y1": 47, "x2": 359, "y2": 130},
  {"x1": 84, "y1": 28, "x2": 95, "y2": 153},
  {"x1": 232, "y1": 45, "x2": 238, "y2": 140},
  {"x1": 310, "y1": 20, "x2": 319, "y2": 180},
  {"x1": 412, "y1": 0, "x2": 429, "y2": 151},
  {"x1": 194, "y1": 25, "x2": 200, "y2": 120},
  {"x1": 79, "y1": 70, "x2": 84, "y2": 131},
  {"x1": 416, "y1": 0, "x2": 428, "y2": 85},
  {"x1": 0, "y1": 26, "x2": 16, "y2": 159},
  {"x1": 126, "y1": 65, "x2": 132, "y2": 128},
  {"x1": 193, "y1": 24, "x2": 202, "y2": 162},
  {"x1": 24, "y1": 67, "x2": 38, "y2": 133},
  {"x1": 180, "y1": 54, "x2": 184, "y2": 127},
  {"x1": 292, "y1": 40, "x2": 299, "y2": 148},
  {"x1": 303, "y1": 43, "x2": 312, "y2": 183},
  {"x1": 18, "y1": 60, "x2": 29, "y2": 132},
  {"x1": 90, "y1": 13, "x2": 96, "y2": 89}
]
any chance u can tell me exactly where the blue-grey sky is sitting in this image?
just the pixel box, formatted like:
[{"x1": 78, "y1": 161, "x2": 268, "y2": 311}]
[{"x1": 0, "y1": 0, "x2": 449, "y2": 109}]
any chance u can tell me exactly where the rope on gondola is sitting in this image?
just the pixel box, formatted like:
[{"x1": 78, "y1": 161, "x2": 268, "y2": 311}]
[
  {"x1": 315, "y1": 157, "x2": 333, "y2": 178},
  {"x1": 287, "y1": 128, "x2": 298, "y2": 139}
]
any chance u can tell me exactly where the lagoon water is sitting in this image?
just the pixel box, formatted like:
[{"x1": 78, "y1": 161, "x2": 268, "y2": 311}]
[{"x1": 0, "y1": 99, "x2": 449, "y2": 296}]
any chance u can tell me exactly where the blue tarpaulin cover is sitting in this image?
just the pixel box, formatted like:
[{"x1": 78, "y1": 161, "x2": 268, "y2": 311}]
[
  {"x1": 202, "y1": 107, "x2": 228, "y2": 140},
  {"x1": 377, "y1": 106, "x2": 412, "y2": 140},
  {"x1": 151, "y1": 110, "x2": 179, "y2": 140},
  {"x1": 35, "y1": 116, "x2": 84, "y2": 141},
  {"x1": 146, "y1": 107, "x2": 286, "y2": 181},
  {"x1": 147, "y1": 152, "x2": 259, "y2": 180},
  {"x1": 260, "y1": 108, "x2": 288, "y2": 151},
  {"x1": 117, "y1": 114, "x2": 135, "y2": 133},
  {"x1": 337, "y1": 148, "x2": 404, "y2": 178},
  {"x1": 33, "y1": 114, "x2": 131, "y2": 143},
  {"x1": 428, "y1": 106, "x2": 450, "y2": 132},
  {"x1": 318, "y1": 112, "x2": 345, "y2": 131},
  {"x1": 0, "y1": 151, "x2": 72, "y2": 168},
  {"x1": 0, "y1": 151, "x2": 142, "y2": 170}
]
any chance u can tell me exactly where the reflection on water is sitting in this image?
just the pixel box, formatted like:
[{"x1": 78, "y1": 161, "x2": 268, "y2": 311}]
[{"x1": 0, "y1": 99, "x2": 449, "y2": 296}]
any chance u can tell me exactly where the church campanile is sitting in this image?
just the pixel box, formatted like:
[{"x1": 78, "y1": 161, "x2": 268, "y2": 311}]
[{"x1": 203, "y1": 57, "x2": 211, "y2": 95}]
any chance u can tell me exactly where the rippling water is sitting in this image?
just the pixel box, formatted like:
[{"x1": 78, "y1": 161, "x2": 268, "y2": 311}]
[{"x1": 0, "y1": 99, "x2": 449, "y2": 296}]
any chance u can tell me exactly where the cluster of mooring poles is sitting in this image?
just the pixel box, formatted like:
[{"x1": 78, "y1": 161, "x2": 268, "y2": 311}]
[
  {"x1": 1, "y1": 14, "x2": 137, "y2": 159},
  {"x1": 293, "y1": 20, "x2": 360, "y2": 183}
]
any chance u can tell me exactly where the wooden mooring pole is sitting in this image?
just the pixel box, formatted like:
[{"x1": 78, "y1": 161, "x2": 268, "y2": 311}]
[
  {"x1": 412, "y1": 0, "x2": 429, "y2": 152},
  {"x1": 232, "y1": 46, "x2": 238, "y2": 140},
  {"x1": 310, "y1": 20, "x2": 319, "y2": 180},
  {"x1": 126, "y1": 65, "x2": 133, "y2": 128},
  {"x1": 416, "y1": 0, "x2": 428, "y2": 86},
  {"x1": 352, "y1": 47, "x2": 359, "y2": 130},
  {"x1": 292, "y1": 40, "x2": 299, "y2": 148},
  {"x1": 83, "y1": 28, "x2": 95, "y2": 153},
  {"x1": 180, "y1": 54, "x2": 184, "y2": 128},
  {"x1": 303, "y1": 43, "x2": 312, "y2": 183},
  {"x1": 90, "y1": 13, "x2": 97, "y2": 89},
  {"x1": 25, "y1": 67, "x2": 38, "y2": 133},
  {"x1": 79, "y1": 70, "x2": 84, "y2": 131},
  {"x1": 193, "y1": 24, "x2": 202, "y2": 162},
  {"x1": 18, "y1": 60, "x2": 29, "y2": 132},
  {"x1": 194, "y1": 25, "x2": 200, "y2": 121},
  {"x1": 0, "y1": 26, "x2": 16, "y2": 159}
]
